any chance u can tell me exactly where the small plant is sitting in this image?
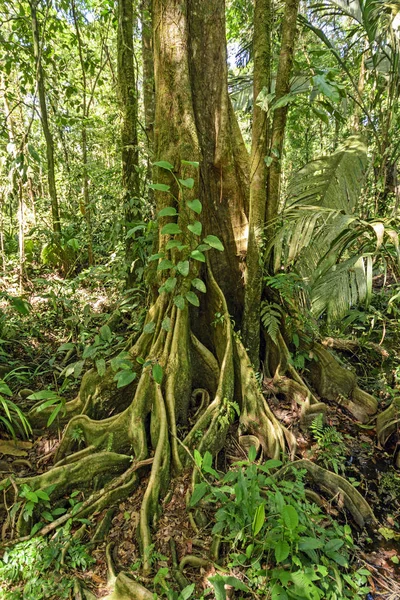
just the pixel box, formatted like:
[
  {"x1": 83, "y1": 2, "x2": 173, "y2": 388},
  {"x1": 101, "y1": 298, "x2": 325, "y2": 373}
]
[
  {"x1": 310, "y1": 414, "x2": 348, "y2": 474},
  {"x1": 260, "y1": 301, "x2": 283, "y2": 343},
  {"x1": 28, "y1": 389, "x2": 65, "y2": 427},
  {"x1": 190, "y1": 448, "x2": 370, "y2": 599},
  {"x1": 0, "y1": 379, "x2": 32, "y2": 439}
]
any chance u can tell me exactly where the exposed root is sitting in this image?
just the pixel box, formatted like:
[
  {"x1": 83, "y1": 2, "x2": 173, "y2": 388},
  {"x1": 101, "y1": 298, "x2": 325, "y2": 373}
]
[
  {"x1": 236, "y1": 338, "x2": 294, "y2": 459},
  {"x1": 376, "y1": 397, "x2": 400, "y2": 447},
  {"x1": 276, "y1": 459, "x2": 377, "y2": 528},
  {"x1": 179, "y1": 555, "x2": 209, "y2": 571},
  {"x1": 8, "y1": 265, "x2": 301, "y2": 576},
  {"x1": 309, "y1": 343, "x2": 378, "y2": 423}
]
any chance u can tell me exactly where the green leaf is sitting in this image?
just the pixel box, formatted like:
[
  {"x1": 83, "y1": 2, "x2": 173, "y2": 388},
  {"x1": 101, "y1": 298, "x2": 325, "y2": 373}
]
[
  {"x1": 161, "y1": 317, "x2": 171, "y2": 331},
  {"x1": 74, "y1": 360, "x2": 85, "y2": 379},
  {"x1": 100, "y1": 325, "x2": 112, "y2": 342},
  {"x1": 82, "y1": 344, "x2": 97, "y2": 359},
  {"x1": 28, "y1": 390, "x2": 59, "y2": 401},
  {"x1": 36, "y1": 490, "x2": 50, "y2": 501},
  {"x1": 164, "y1": 277, "x2": 177, "y2": 293},
  {"x1": 25, "y1": 491, "x2": 38, "y2": 503},
  {"x1": 28, "y1": 144, "x2": 40, "y2": 163},
  {"x1": 281, "y1": 504, "x2": 299, "y2": 531},
  {"x1": 194, "y1": 449, "x2": 202, "y2": 468},
  {"x1": 187, "y1": 221, "x2": 202, "y2": 236},
  {"x1": 324, "y1": 538, "x2": 344, "y2": 553},
  {"x1": 190, "y1": 250, "x2": 206, "y2": 262},
  {"x1": 161, "y1": 223, "x2": 182, "y2": 236},
  {"x1": 252, "y1": 503, "x2": 265, "y2": 536},
  {"x1": 190, "y1": 482, "x2": 208, "y2": 507},
  {"x1": 41, "y1": 511, "x2": 54, "y2": 522},
  {"x1": 203, "y1": 235, "x2": 224, "y2": 251},
  {"x1": 153, "y1": 160, "x2": 174, "y2": 170},
  {"x1": 271, "y1": 584, "x2": 289, "y2": 600},
  {"x1": 265, "y1": 156, "x2": 273, "y2": 167},
  {"x1": 174, "y1": 295, "x2": 185, "y2": 310},
  {"x1": 158, "y1": 206, "x2": 177, "y2": 217},
  {"x1": 157, "y1": 259, "x2": 174, "y2": 271},
  {"x1": 185, "y1": 291, "x2": 199, "y2": 307},
  {"x1": 143, "y1": 322, "x2": 156, "y2": 334},
  {"x1": 275, "y1": 540, "x2": 290, "y2": 563},
  {"x1": 57, "y1": 342, "x2": 75, "y2": 352},
  {"x1": 96, "y1": 358, "x2": 106, "y2": 377},
  {"x1": 263, "y1": 459, "x2": 283, "y2": 469},
  {"x1": 187, "y1": 199, "x2": 202, "y2": 214},
  {"x1": 10, "y1": 296, "x2": 31, "y2": 315},
  {"x1": 208, "y1": 575, "x2": 227, "y2": 600},
  {"x1": 152, "y1": 364, "x2": 163, "y2": 385},
  {"x1": 248, "y1": 445, "x2": 257, "y2": 462},
  {"x1": 299, "y1": 537, "x2": 324, "y2": 551},
  {"x1": 148, "y1": 183, "x2": 170, "y2": 192},
  {"x1": 47, "y1": 404, "x2": 63, "y2": 426},
  {"x1": 177, "y1": 260, "x2": 190, "y2": 277},
  {"x1": 148, "y1": 252, "x2": 165, "y2": 262},
  {"x1": 178, "y1": 584, "x2": 196, "y2": 600},
  {"x1": 191, "y1": 278, "x2": 206, "y2": 293},
  {"x1": 166, "y1": 240, "x2": 187, "y2": 250},
  {"x1": 181, "y1": 160, "x2": 199, "y2": 168},
  {"x1": 179, "y1": 177, "x2": 194, "y2": 189},
  {"x1": 0, "y1": 380, "x2": 12, "y2": 397},
  {"x1": 114, "y1": 370, "x2": 136, "y2": 388}
]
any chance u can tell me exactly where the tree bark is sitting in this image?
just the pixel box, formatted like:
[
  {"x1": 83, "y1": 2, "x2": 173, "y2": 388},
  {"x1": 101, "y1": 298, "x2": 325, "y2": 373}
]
[
  {"x1": 71, "y1": 0, "x2": 94, "y2": 266},
  {"x1": 266, "y1": 0, "x2": 300, "y2": 224},
  {"x1": 30, "y1": 0, "x2": 61, "y2": 238},
  {"x1": 242, "y1": 0, "x2": 272, "y2": 365},
  {"x1": 187, "y1": 0, "x2": 249, "y2": 319},
  {"x1": 141, "y1": 0, "x2": 155, "y2": 150},
  {"x1": 117, "y1": 0, "x2": 141, "y2": 285}
]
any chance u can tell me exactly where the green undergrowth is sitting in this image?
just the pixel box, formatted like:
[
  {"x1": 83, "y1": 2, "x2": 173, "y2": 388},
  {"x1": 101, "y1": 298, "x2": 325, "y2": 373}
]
[
  {"x1": 0, "y1": 524, "x2": 94, "y2": 600},
  {"x1": 189, "y1": 449, "x2": 371, "y2": 600}
]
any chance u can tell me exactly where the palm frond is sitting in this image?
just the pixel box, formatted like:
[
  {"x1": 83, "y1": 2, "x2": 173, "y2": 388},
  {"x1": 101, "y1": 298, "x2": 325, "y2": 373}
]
[{"x1": 269, "y1": 135, "x2": 400, "y2": 320}]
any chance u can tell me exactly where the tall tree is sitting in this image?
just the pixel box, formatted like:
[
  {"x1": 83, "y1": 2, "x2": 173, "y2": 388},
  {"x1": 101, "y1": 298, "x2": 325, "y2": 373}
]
[
  {"x1": 117, "y1": 0, "x2": 141, "y2": 284},
  {"x1": 242, "y1": 0, "x2": 272, "y2": 365},
  {"x1": 243, "y1": 0, "x2": 300, "y2": 363},
  {"x1": 30, "y1": 0, "x2": 61, "y2": 238}
]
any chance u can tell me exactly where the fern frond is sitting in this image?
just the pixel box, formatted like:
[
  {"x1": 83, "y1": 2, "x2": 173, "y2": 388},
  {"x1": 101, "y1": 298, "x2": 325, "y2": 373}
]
[{"x1": 260, "y1": 302, "x2": 283, "y2": 343}]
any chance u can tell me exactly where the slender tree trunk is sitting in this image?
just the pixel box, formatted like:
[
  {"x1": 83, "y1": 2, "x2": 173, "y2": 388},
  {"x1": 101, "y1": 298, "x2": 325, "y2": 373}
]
[
  {"x1": 30, "y1": 0, "x2": 61, "y2": 238},
  {"x1": 72, "y1": 0, "x2": 94, "y2": 266},
  {"x1": 141, "y1": 0, "x2": 155, "y2": 150},
  {"x1": 117, "y1": 0, "x2": 141, "y2": 286},
  {"x1": 266, "y1": 0, "x2": 300, "y2": 224},
  {"x1": 141, "y1": 0, "x2": 155, "y2": 205},
  {"x1": 0, "y1": 197, "x2": 5, "y2": 274},
  {"x1": 242, "y1": 0, "x2": 272, "y2": 365}
]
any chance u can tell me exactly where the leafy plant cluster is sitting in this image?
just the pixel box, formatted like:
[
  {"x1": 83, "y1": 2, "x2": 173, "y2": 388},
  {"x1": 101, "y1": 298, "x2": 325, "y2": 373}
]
[
  {"x1": 310, "y1": 415, "x2": 348, "y2": 474},
  {"x1": 0, "y1": 526, "x2": 94, "y2": 600},
  {"x1": 148, "y1": 160, "x2": 224, "y2": 311},
  {"x1": 190, "y1": 449, "x2": 370, "y2": 599},
  {"x1": 0, "y1": 379, "x2": 32, "y2": 438}
]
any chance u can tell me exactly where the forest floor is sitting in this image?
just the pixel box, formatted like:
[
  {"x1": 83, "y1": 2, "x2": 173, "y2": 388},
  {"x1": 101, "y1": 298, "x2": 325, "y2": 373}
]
[{"x1": 1, "y1": 266, "x2": 400, "y2": 598}]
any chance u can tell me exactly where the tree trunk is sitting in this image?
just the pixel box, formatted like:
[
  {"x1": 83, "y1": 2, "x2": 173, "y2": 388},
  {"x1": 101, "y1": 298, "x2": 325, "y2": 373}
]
[
  {"x1": 117, "y1": 0, "x2": 141, "y2": 285},
  {"x1": 72, "y1": 0, "x2": 94, "y2": 266},
  {"x1": 242, "y1": 0, "x2": 272, "y2": 365},
  {"x1": 266, "y1": 0, "x2": 300, "y2": 224},
  {"x1": 141, "y1": 0, "x2": 155, "y2": 205},
  {"x1": 30, "y1": 0, "x2": 61, "y2": 238},
  {"x1": 141, "y1": 0, "x2": 155, "y2": 150}
]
